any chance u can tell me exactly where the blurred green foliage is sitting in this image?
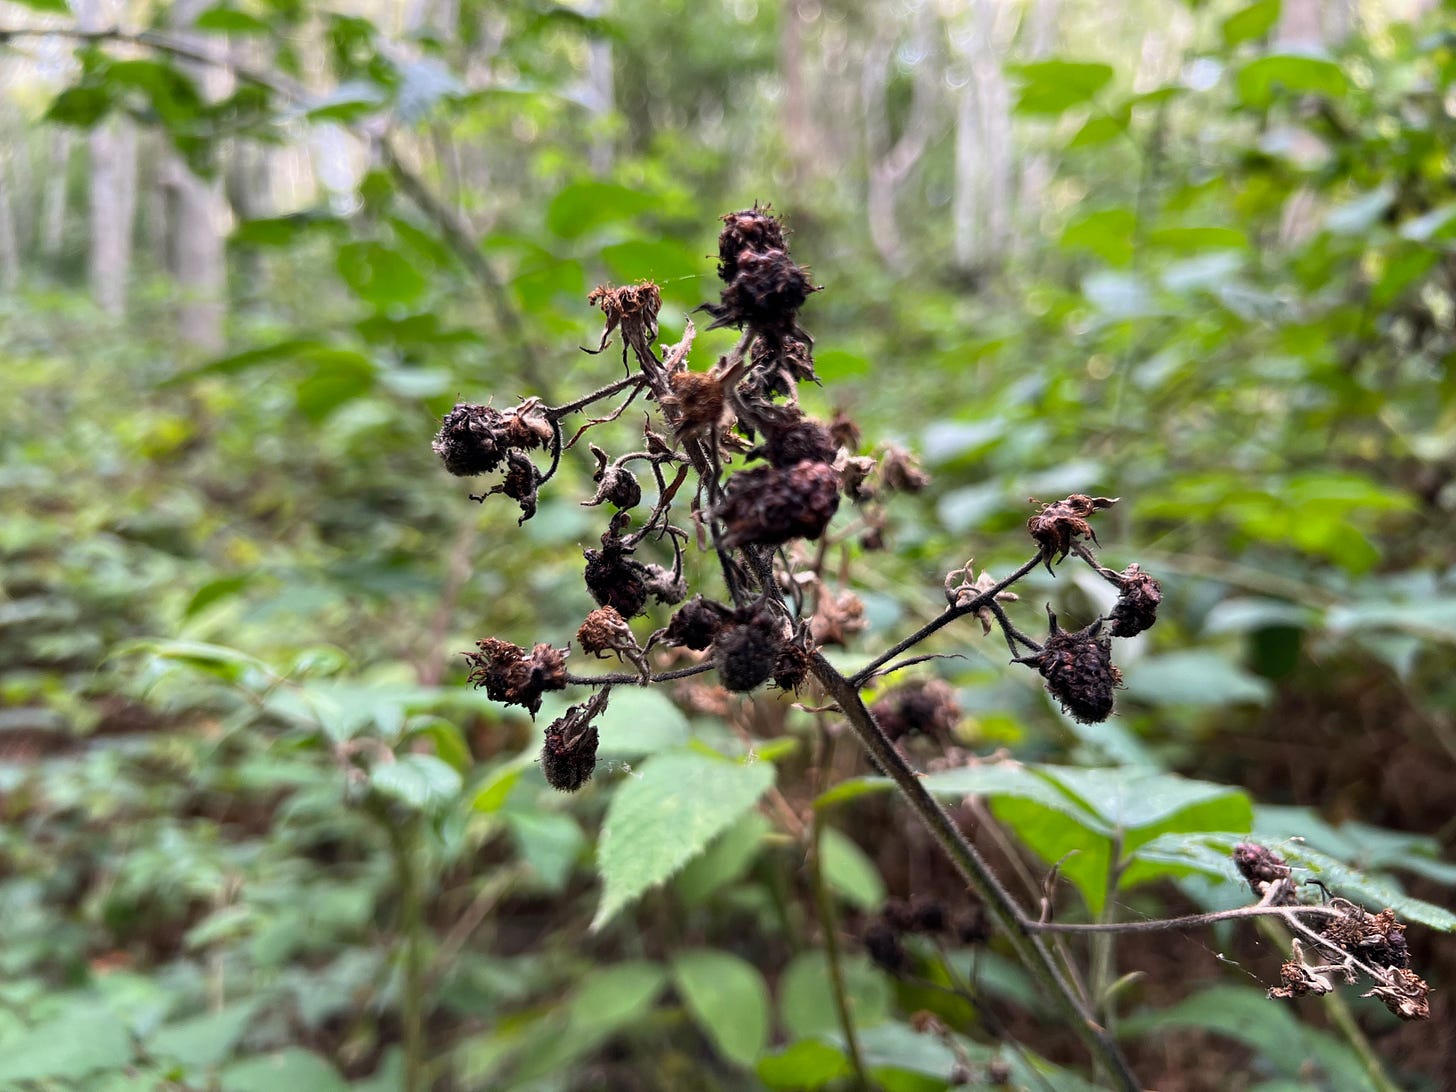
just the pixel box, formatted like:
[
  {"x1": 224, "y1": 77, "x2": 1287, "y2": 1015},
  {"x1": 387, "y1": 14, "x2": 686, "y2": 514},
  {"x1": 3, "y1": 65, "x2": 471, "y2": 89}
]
[{"x1": 2, "y1": 1, "x2": 1456, "y2": 1089}]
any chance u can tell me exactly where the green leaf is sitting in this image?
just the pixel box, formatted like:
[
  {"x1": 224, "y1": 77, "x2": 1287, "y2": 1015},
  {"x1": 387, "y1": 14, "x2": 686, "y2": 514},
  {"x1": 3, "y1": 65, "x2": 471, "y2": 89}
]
[
  {"x1": 1121, "y1": 650, "x2": 1273, "y2": 707},
  {"x1": 370, "y1": 754, "x2": 462, "y2": 812},
  {"x1": 601, "y1": 238, "x2": 704, "y2": 285},
  {"x1": 820, "y1": 827, "x2": 886, "y2": 910},
  {"x1": 1221, "y1": 0, "x2": 1281, "y2": 47},
  {"x1": 221, "y1": 1049, "x2": 349, "y2": 1092},
  {"x1": 184, "y1": 575, "x2": 253, "y2": 618},
  {"x1": 676, "y1": 810, "x2": 771, "y2": 904},
  {"x1": 593, "y1": 750, "x2": 774, "y2": 928},
  {"x1": 1061, "y1": 208, "x2": 1138, "y2": 266},
  {"x1": 546, "y1": 181, "x2": 657, "y2": 239},
  {"x1": 147, "y1": 1002, "x2": 258, "y2": 1071},
  {"x1": 778, "y1": 952, "x2": 890, "y2": 1039},
  {"x1": 671, "y1": 949, "x2": 770, "y2": 1067},
  {"x1": 0, "y1": 1005, "x2": 132, "y2": 1083},
  {"x1": 10, "y1": 0, "x2": 70, "y2": 12},
  {"x1": 507, "y1": 810, "x2": 584, "y2": 892},
  {"x1": 471, "y1": 752, "x2": 535, "y2": 813},
  {"x1": 1325, "y1": 185, "x2": 1396, "y2": 235},
  {"x1": 195, "y1": 6, "x2": 273, "y2": 34},
  {"x1": 294, "y1": 349, "x2": 377, "y2": 422},
  {"x1": 1236, "y1": 52, "x2": 1348, "y2": 108},
  {"x1": 1012, "y1": 60, "x2": 1114, "y2": 116},
  {"x1": 1123, "y1": 986, "x2": 1371, "y2": 1088},
  {"x1": 758, "y1": 1040, "x2": 851, "y2": 1089},
  {"x1": 335, "y1": 241, "x2": 428, "y2": 308}
]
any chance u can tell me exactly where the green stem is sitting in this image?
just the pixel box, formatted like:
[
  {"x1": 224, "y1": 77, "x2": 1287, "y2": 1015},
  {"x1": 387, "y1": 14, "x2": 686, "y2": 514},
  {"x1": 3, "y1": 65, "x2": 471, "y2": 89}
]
[
  {"x1": 810, "y1": 811, "x2": 869, "y2": 1090},
  {"x1": 387, "y1": 815, "x2": 428, "y2": 1092},
  {"x1": 809, "y1": 653, "x2": 1140, "y2": 1091},
  {"x1": 1089, "y1": 840, "x2": 1124, "y2": 1031}
]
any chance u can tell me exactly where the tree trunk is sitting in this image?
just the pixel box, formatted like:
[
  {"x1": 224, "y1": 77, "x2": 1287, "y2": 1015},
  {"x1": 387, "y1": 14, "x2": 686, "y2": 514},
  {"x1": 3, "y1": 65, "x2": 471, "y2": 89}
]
[
  {"x1": 78, "y1": 0, "x2": 138, "y2": 315},
  {"x1": 0, "y1": 147, "x2": 20, "y2": 292},
  {"x1": 40, "y1": 133, "x2": 72, "y2": 261}
]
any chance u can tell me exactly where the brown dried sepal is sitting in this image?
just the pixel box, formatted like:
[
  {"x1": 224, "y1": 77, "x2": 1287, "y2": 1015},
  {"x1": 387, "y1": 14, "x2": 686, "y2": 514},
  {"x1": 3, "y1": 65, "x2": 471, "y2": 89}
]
[
  {"x1": 584, "y1": 445, "x2": 642, "y2": 511},
  {"x1": 872, "y1": 679, "x2": 962, "y2": 742},
  {"x1": 463, "y1": 637, "x2": 524, "y2": 703},
  {"x1": 1268, "y1": 958, "x2": 1333, "y2": 1000},
  {"x1": 465, "y1": 639, "x2": 565, "y2": 717},
  {"x1": 1015, "y1": 610, "x2": 1121, "y2": 724},
  {"x1": 744, "y1": 335, "x2": 820, "y2": 401},
  {"x1": 577, "y1": 606, "x2": 636, "y2": 658},
  {"x1": 1364, "y1": 966, "x2": 1431, "y2": 1021},
  {"x1": 880, "y1": 445, "x2": 930, "y2": 494},
  {"x1": 541, "y1": 688, "x2": 610, "y2": 792},
  {"x1": 1027, "y1": 494, "x2": 1118, "y2": 574},
  {"x1": 809, "y1": 587, "x2": 866, "y2": 648},
  {"x1": 587, "y1": 281, "x2": 661, "y2": 365},
  {"x1": 943, "y1": 561, "x2": 1019, "y2": 636},
  {"x1": 1108, "y1": 563, "x2": 1162, "y2": 638},
  {"x1": 1321, "y1": 904, "x2": 1410, "y2": 969},
  {"x1": 717, "y1": 461, "x2": 840, "y2": 548}
]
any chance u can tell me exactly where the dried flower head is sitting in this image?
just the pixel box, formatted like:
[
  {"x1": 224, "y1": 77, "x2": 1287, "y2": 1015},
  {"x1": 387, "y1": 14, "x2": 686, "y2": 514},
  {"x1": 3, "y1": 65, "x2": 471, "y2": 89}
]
[
  {"x1": 1321, "y1": 904, "x2": 1410, "y2": 969},
  {"x1": 1364, "y1": 966, "x2": 1430, "y2": 1020},
  {"x1": 872, "y1": 679, "x2": 962, "y2": 742},
  {"x1": 771, "y1": 632, "x2": 812, "y2": 692},
  {"x1": 433, "y1": 402, "x2": 509, "y2": 476},
  {"x1": 541, "y1": 688, "x2": 610, "y2": 792},
  {"x1": 465, "y1": 639, "x2": 566, "y2": 717},
  {"x1": 1108, "y1": 563, "x2": 1162, "y2": 638},
  {"x1": 717, "y1": 461, "x2": 840, "y2": 547},
  {"x1": 464, "y1": 637, "x2": 524, "y2": 703},
  {"x1": 587, "y1": 281, "x2": 661, "y2": 365},
  {"x1": 712, "y1": 604, "x2": 786, "y2": 692},
  {"x1": 1027, "y1": 494, "x2": 1119, "y2": 573},
  {"x1": 761, "y1": 413, "x2": 837, "y2": 469},
  {"x1": 944, "y1": 562, "x2": 1020, "y2": 636},
  {"x1": 497, "y1": 449, "x2": 539, "y2": 523},
  {"x1": 717, "y1": 206, "x2": 788, "y2": 283},
  {"x1": 656, "y1": 595, "x2": 731, "y2": 651},
  {"x1": 743, "y1": 335, "x2": 820, "y2": 401},
  {"x1": 809, "y1": 587, "x2": 867, "y2": 647},
  {"x1": 583, "y1": 521, "x2": 651, "y2": 619},
  {"x1": 1015, "y1": 610, "x2": 1121, "y2": 724},
  {"x1": 585, "y1": 446, "x2": 643, "y2": 510},
  {"x1": 829, "y1": 409, "x2": 863, "y2": 453},
  {"x1": 880, "y1": 445, "x2": 931, "y2": 494},
  {"x1": 577, "y1": 606, "x2": 633, "y2": 657},
  {"x1": 863, "y1": 918, "x2": 911, "y2": 975}
]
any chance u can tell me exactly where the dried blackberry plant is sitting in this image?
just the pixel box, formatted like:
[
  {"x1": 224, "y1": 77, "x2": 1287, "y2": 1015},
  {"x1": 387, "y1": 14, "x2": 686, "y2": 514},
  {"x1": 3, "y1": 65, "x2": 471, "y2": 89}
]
[{"x1": 433, "y1": 208, "x2": 1430, "y2": 1088}]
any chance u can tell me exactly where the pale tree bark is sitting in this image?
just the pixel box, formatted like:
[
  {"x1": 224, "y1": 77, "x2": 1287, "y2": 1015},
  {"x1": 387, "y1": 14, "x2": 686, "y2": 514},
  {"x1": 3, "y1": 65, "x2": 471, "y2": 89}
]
[
  {"x1": 862, "y1": 6, "x2": 940, "y2": 271},
  {"x1": 163, "y1": 0, "x2": 230, "y2": 354},
  {"x1": 1277, "y1": 0, "x2": 1328, "y2": 247},
  {"x1": 581, "y1": 0, "x2": 614, "y2": 176},
  {"x1": 79, "y1": 0, "x2": 139, "y2": 316},
  {"x1": 1014, "y1": 0, "x2": 1060, "y2": 258},
  {"x1": 950, "y1": 0, "x2": 1016, "y2": 272},
  {"x1": 780, "y1": 0, "x2": 823, "y2": 193},
  {"x1": 0, "y1": 147, "x2": 19, "y2": 292},
  {"x1": 40, "y1": 133, "x2": 72, "y2": 261}
]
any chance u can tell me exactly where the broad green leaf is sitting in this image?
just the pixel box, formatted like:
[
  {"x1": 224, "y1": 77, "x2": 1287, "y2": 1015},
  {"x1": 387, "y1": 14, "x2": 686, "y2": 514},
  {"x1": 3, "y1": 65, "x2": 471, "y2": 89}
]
[
  {"x1": 1255, "y1": 805, "x2": 1456, "y2": 886},
  {"x1": 1221, "y1": 0, "x2": 1281, "y2": 47},
  {"x1": 1325, "y1": 598, "x2": 1456, "y2": 644},
  {"x1": 1123, "y1": 986, "x2": 1372, "y2": 1088},
  {"x1": 1399, "y1": 204, "x2": 1456, "y2": 244},
  {"x1": 601, "y1": 238, "x2": 703, "y2": 285},
  {"x1": 1012, "y1": 60, "x2": 1114, "y2": 116},
  {"x1": 676, "y1": 810, "x2": 772, "y2": 904},
  {"x1": 779, "y1": 952, "x2": 890, "y2": 1039},
  {"x1": 335, "y1": 241, "x2": 428, "y2": 308},
  {"x1": 1236, "y1": 52, "x2": 1347, "y2": 108},
  {"x1": 1325, "y1": 185, "x2": 1396, "y2": 235},
  {"x1": 852, "y1": 1020, "x2": 958, "y2": 1077},
  {"x1": 1121, "y1": 650, "x2": 1272, "y2": 707},
  {"x1": 184, "y1": 575, "x2": 252, "y2": 618},
  {"x1": 0, "y1": 1005, "x2": 131, "y2": 1083},
  {"x1": 813, "y1": 348, "x2": 872, "y2": 380},
  {"x1": 1202, "y1": 598, "x2": 1316, "y2": 635},
  {"x1": 294, "y1": 350, "x2": 377, "y2": 422},
  {"x1": 1148, "y1": 226, "x2": 1249, "y2": 253},
  {"x1": 11, "y1": 0, "x2": 69, "y2": 11},
  {"x1": 221, "y1": 1049, "x2": 349, "y2": 1092},
  {"x1": 370, "y1": 753, "x2": 462, "y2": 812},
  {"x1": 593, "y1": 750, "x2": 774, "y2": 928},
  {"x1": 471, "y1": 752, "x2": 535, "y2": 813},
  {"x1": 1061, "y1": 208, "x2": 1137, "y2": 266},
  {"x1": 1082, "y1": 270, "x2": 1156, "y2": 318},
  {"x1": 1039, "y1": 767, "x2": 1251, "y2": 855},
  {"x1": 546, "y1": 181, "x2": 657, "y2": 239},
  {"x1": 820, "y1": 827, "x2": 886, "y2": 911},
  {"x1": 507, "y1": 810, "x2": 584, "y2": 892},
  {"x1": 147, "y1": 1001, "x2": 258, "y2": 1071},
  {"x1": 758, "y1": 1040, "x2": 851, "y2": 1089},
  {"x1": 671, "y1": 949, "x2": 770, "y2": 1067},
  {"x1": 195, "y1": 7, "x2": 273, "y2": 34}
]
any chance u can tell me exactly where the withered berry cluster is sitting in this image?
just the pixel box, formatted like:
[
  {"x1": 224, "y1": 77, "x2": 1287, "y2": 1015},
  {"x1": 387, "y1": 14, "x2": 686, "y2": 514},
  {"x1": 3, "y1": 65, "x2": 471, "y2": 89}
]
[
  {"x1": 1233, "y1": 843, "x2": 1429, "y2": 1020},
  {"x1": 435, "y1": 207, "x2": 1162, "y2": 793}
]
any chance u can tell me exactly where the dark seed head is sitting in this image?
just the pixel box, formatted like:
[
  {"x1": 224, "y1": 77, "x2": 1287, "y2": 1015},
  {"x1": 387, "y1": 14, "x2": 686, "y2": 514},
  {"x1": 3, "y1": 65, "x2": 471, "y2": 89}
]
[
  {"x1": 1108, "y1": 563, "x2": 1162, "y2": 638},
  {"x1": 433, "y1": 403, "x2": 506, "y2": 476},
  {"x1": 541, "y1": 689, "x2": 609, "y2": 792},
  {"x1": 717, "y1": 206, "x2": 788, "y2": 283},
  {"x1": 660, "y1": 595, "x2": 731, "y2": 651},
  {"x1": 501, "y1": 642, "x2": 569, "y2": 717},
  {"x1": 584, "y1": 546, "x2": 649, "y2": 619},
  {"x1": 871, "y1": 679, "x2": 961, "y2": 742},
  {"x1": 863, "y1": 919, "x2": 910, "y2": 975},
  {"x1": 1017, "y1": 611, "x2": 1121, "y2": 724},
  {"x1": 712, "y1": 606, "x2": 785, "y2": 692},
  {"x1": 761, "y1": 414, "x2": 837, "y2": 469},
  {"x1": 717, "y1": 461, "x2": 840, "y2": 548},
  {"x1": 464, "y1": 637, "x2": 525, "y2": 703}
]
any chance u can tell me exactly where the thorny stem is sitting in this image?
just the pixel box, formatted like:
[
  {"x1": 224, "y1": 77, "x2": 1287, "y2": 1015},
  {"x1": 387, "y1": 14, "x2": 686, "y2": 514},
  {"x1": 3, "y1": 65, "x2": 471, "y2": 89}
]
[
  {"x1": 1025, "y1": 901, "x2": 1348, "y2": 935},
  {"x1": 808, "y1": 651, "x2": 1141, "y2": 1091},
  {"x1": 810, "y1": 812, "x2": 870, "y2": 1090},
  {"x1": 563, "y1": 663, "x2": 713, "y2": 687}
]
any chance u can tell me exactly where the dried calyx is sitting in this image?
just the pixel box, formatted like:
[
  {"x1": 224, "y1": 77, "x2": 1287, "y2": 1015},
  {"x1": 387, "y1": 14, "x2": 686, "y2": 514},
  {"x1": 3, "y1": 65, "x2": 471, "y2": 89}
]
[
  {"x1": 464, "y1": 639, "x2": 567, "y2": 718},
  {"x1": 1027, "y1": 494, "x2": 1118, "y2": 574},
  {"x1": 433, "y1": 400, "x2": 552, "y2": 478},
  {"x1": 541, "y1": 688, "x2": 610, "y2": 792},
  {"x1": 863, "y1": 896, "x2": 990, "y2": 975},
  {"x1": 1015, "y1": 609, "x2": 1121, "y2": 724}
]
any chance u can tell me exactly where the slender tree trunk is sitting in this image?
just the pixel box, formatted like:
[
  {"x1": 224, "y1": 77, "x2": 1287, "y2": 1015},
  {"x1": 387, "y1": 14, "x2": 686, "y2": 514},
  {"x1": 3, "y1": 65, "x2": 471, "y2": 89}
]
[
  {"x1": 951, "y1": 0, "x2": 1013, "y2": 272},
  {"x1": 0, "y1": 147, "x2": 20, "y2": 292},
  {"x1": 780, "y1": 0, "x2": 821, "y2": 194},
  {"x1": 78, "y1": 0, "x2": 138, "y2": 315},
  {"x1": 164, "y1": 0, "x2": 229, "y2": 353},
  {"x1": 581, "y1": 0, "x2": 615, "y2": 176}
]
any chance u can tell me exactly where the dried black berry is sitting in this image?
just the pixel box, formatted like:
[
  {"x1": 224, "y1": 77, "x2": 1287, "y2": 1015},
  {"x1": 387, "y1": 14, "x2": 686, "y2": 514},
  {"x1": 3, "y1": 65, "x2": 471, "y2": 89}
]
[
  {"x1": 863, "y1": 918, "x2": 910, "y2": 975},
  {"x1": 761, "y1": 414, "x2": 837, "y2": 469},
  {"x1": 1108, "y1": 563, "x2": 1161, "y2": 638},
  {"x1": 871, "y1": 679, "x2": 961, "y2": 742},
  {"x1": 712, "y1": 606, "x2": 785, "y2": 692},
  {"x1": 541, "y1": 690, "x2": 609, "y2": 792},
  {"x1": 464, "y1": 637, "x2": 524, "y2": 703},
  {"x1": 717, "y1": 461, "x2": 840, "y2": 548},
  {"x1": 433, "y1": 403, "x2": 507, "y2": 476},
  {"x1": 584, "y1": 545, "x2": 649, "y2": 619},
  {"x1": 717, "y1": 206, "x2": 788, "y2": 283},
  {"x1": 1233, "y1": 842, "x2": 1291, "y2": 889},
  {"x1": 1015, "y1": 610, "x2": 1121, "y2": 724},
  {"x1": 1027, "y1": 494, "x2": 1118, "y2": 573},
  {"x1": 659, "y1": 595, "x2": 731, "y2": 651}
]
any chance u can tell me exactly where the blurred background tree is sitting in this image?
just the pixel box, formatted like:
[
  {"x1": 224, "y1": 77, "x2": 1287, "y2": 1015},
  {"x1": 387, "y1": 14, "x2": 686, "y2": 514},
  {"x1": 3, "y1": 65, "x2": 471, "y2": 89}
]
[{"x1": 1, "y1": 0, "x2": 1455, "y2": 1089}]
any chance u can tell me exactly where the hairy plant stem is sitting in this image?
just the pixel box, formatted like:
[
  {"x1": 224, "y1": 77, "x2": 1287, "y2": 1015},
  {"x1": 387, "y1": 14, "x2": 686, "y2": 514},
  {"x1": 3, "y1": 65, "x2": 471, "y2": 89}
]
[
  {"x1": 810, "y1": 811, "x2": 869, "y2": 1089},
  {"x1": 808, "y1": 651, "x2": 1140, "y2": 1091}
]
